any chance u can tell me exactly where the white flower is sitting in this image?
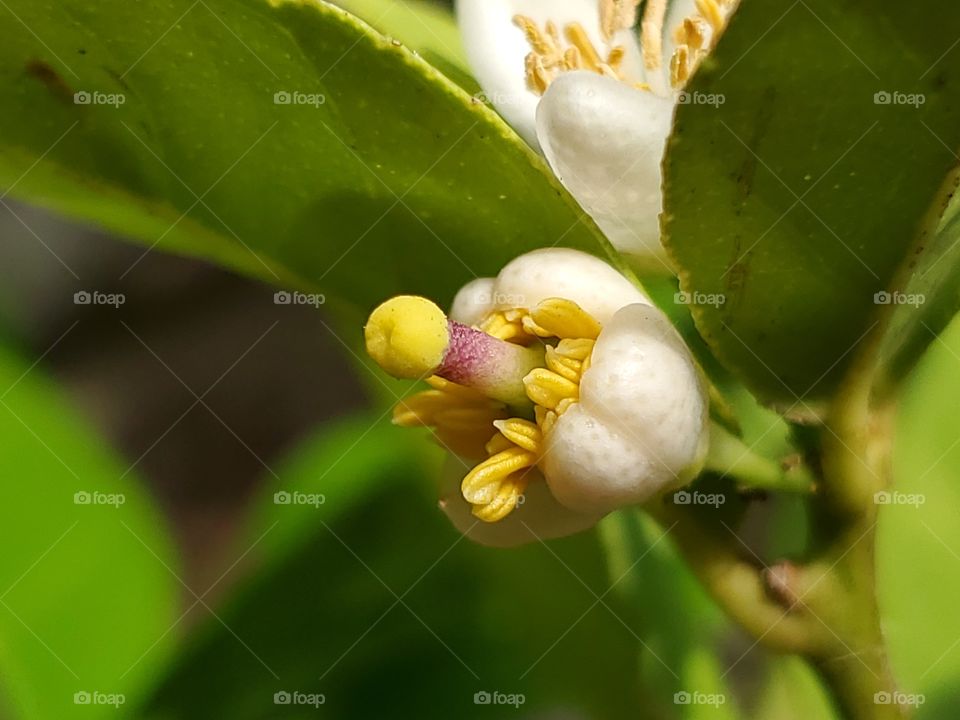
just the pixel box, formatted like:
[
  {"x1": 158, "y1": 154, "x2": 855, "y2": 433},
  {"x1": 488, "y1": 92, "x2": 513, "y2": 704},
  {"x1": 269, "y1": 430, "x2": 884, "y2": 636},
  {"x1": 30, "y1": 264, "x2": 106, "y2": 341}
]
[
  {"x1": 456, "y1": 0, "x2": 735, "y2": 265},
  {"x1": 364, "y1": 248, "x2": 709, "y2": 547}
]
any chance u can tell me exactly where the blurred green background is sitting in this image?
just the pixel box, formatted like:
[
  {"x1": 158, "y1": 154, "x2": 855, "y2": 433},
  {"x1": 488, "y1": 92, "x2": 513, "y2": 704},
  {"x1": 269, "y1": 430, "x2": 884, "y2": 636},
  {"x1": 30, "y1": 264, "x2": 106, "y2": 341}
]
[
  {"x1": 0, "y1": 0, "x2": 959, "y2": 717},
  {"x1": 0, "y1": 192, "x2": 958, "y2": 720}
]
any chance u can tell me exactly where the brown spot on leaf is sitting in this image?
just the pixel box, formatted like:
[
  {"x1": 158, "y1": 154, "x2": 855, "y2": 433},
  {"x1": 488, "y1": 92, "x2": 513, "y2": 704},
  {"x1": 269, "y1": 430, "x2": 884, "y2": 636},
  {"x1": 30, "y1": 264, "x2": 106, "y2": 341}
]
[{"x1": 25, "y1": 59, "x2": 74, "y2": 103}]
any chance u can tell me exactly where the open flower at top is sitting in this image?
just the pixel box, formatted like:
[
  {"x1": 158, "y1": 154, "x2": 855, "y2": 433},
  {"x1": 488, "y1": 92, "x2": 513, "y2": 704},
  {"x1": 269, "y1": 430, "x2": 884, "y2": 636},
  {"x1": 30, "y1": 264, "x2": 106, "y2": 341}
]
[
  {"x1": 364, "y1": 249, "x2": 708, "y2": 547},
  {"x1": 456, "y1": 0, "x2": 735, "y2": 268}
]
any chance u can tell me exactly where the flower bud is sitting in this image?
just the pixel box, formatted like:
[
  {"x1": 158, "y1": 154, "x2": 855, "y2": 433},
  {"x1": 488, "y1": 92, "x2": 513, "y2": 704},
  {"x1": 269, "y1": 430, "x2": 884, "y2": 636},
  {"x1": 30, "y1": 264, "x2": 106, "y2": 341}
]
[{"x1": 365, "y1": 248, "x2": 709, "y2": 546}]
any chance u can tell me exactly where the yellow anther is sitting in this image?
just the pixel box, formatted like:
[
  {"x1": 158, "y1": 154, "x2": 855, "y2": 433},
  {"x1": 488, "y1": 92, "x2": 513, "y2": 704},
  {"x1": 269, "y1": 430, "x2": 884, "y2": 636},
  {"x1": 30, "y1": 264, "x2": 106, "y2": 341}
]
[
  {"x1": 479, "y1": 310, "x2": 531, "y2": 343},
  {"x1": 668, "y1": 0, "x2": 732, "y2": 88},
  {"x1": 695, "y1": 0, "x2": 724, "y2": 33},
  {"x1": 675, "y1": 17, "x2": 705, "y2": 52},
  {"x1": 555, "y1": 397, "x2": 577, "y2": 416},
  {"x1": 485, "y1": 432, "x2": 516, "y2": 455},
  {"x1": 435, "y1": 426, "x2": 501, "y2": 460},
  {"x1": 425, "y1": 375, "x2": 487, "y2": 400},
  {"x1": 365, "y1": 296, "x2": 448, "y2": 380},
  {"x1": 537, "y1": 406, "x2": 558, "y2": 436},
  {"x1": 555, "y1": 337, "x2": 596, "y2": 361},
  {"x1": 516, "y1": 12, "x2": 636, "y2": 96},
  {"x1": 641, "y1": 0, "x2": 667, "y2": 71},
  {"x1": 433, "y1": 406, "x2": 506, "y2": 432},
  {"x1": 523, "y1": 368, "x2": 580, "y2": 410},
  {"x1": 520, "y1": 315, "x2": 551, "y2": 337},
  {"x1": 545, "y1": 346, "x2": 582, "y2": 383},
  {"x1": 393, "y1": 391, "x2": 451, "y2": 427},
  {"x1": 564, "y1": 22, "x2": 604, "y2": 71},
  {"x1": 514, "y1": 14, "x2": 557, "y2": 57},
  {"x1": 529, "y1": 298, "x2": 602, "y2": 340},
  {"x1": 524, "y1": 53, "x2": 552, "y2": 94},
  {"x1": 671, "y1": 45, "x2": 691, "y2": 87},
  {"x1": 600, "y1": 0, "x2": 642, "y2": 41},
  {"x1": 493, "y1": 418, "x2": 543, "y2": 454},
  {"x1": 471, "y1": 474, "x2": 529, "y2": 522},
  {"x1": 606, "y1": 45, "x2": 626, "y2": 71},
  {"x1": 394, "y1": 376, "x2": 506, "y2": 459},
  {"x1": 461, "y1": 447, "x2": 537, "y2": 504}
]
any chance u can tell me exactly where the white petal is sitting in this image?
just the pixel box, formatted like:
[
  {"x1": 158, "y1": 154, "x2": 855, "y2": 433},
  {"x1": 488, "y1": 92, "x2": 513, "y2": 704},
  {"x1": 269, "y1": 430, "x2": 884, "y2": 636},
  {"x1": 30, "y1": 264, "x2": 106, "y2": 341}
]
[
  {"x1": 543, "y1": 403, "x2": 668, "y2": 514},
  {"x1": 438, "y1": 456, "x2": 599, "y2": 547},
  {"x1": 491, "y1": 247, "x2": 649, "y2": 324},
  {"x1": 449, "y1": 277, "x2": 496, "y2": 325},
  {"x1": 456, "y1": 0, "x2": 643, "y2": 148},
  {"x1": 542, "y1": 303, "x2": 708, "y2": 514},
  {"x1": 535, "y1": 72, "x2": 675, "y2": 267},
  {"x1": 582, "y1": 303, "x2": 708, "y2": 471}
]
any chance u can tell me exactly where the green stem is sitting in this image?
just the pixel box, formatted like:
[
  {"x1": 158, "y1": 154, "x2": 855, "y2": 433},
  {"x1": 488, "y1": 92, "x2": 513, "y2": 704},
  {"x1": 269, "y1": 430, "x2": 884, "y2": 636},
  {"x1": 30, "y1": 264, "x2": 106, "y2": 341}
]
[
  {"x1": 703, "y1": 421, "x2": 816, "y2": 493},
  {"x1": 652, "y1": 348, "x2": 903, "y2": 718}
]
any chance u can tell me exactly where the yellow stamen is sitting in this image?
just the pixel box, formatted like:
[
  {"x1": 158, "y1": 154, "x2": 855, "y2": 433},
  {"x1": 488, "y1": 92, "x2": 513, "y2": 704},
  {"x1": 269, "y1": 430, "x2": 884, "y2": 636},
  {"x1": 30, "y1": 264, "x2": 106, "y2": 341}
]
[
  {"x1": 564, "y1": 22, "x2": 604, "y2": 71},
  {"x1": 460, "y1": 447, "x2": 537, "y2": 522},
  {"x1": 675, "y1": 17, "x2": 705, "y2": 52},
  {"x1": 471, "y1": 473, "x2": 529, "y2": 522},
  {"x1": 671, "y1": 45, "x2": 691, "y2": 87},
  {"x1": 479, "y1": 309, "x2": 530, "y2": 343},
  {"x1": 394, "y1": 376, "x2": 506, "y2": 459},
  {"x1": 485, "y1": 432, "x2": 516, "y2": 455},
  {"x1": 606, "y1": 45, "x2": 626, "y2": 72},
  {"x1": 668, "y1": 0, "x2": 735, "y2": 89},
  {"x1": 695, "y1": 0, "x2": 725, "y2": 33},
  {"x1": 493, "y1": 418, "x2": 543, "y2": 454},
  {"x1": 600, "y1": 0, "x2": 642, "y2": 41},
  {"x1": 523, "y1": 368, "x2": 581, "y2": 411},
  {"x1": 515, "y1": 12, "x2": 639, "y2": 96},
  {"x1": 641, "y1": 0, "x2": 667, "y2": 71},
  {"x1": 545, "y1": 346, "x2": 582, "y2": 383},
  {"x1": 514, "y1": 14, "x2": 558, "y2": 57},
  {"x1": 528, "y1": 298, "x2": 602, "y2": 340},
  {"x1": 425, "y1": 375, "x2": 487, "y2": 400}
]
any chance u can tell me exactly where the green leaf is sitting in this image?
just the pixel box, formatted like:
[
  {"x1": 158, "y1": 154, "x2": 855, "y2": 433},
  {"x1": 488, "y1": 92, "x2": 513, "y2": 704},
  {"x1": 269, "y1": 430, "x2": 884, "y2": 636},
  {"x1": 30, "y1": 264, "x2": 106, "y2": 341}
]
[
  {"x1": 663, "y1": 0, "x2": 960, "y2": 409},
  {"x1": 146, "y1": 414, "x2": 643, "y2": 719},
  {"x1": 0, "y1": 0, "x2": 612, "y2": 309},
  {"x1": 0, "y1": 342, "x2": 179, "y2": 719},
  {"x1": 599, "y1": 511, "x2": 739, "y2": 720},
  {"x1": 878, "y1": 315, "x2": 960, "y2": 718},
  {"x1": 331, "y1": 0, "x2": 475, "y2": 89},
  {"x1": 750, "y1": 655, "x2": 837, "y2": 720},
  {"x1": 877, "y1": 195, "x2": 960, "y2": 393}
]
